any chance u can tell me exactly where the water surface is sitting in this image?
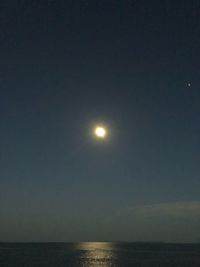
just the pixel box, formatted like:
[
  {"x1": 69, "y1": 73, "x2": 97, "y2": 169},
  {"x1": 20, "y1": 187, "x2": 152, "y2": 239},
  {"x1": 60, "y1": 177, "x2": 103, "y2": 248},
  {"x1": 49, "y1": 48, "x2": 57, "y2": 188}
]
[{"x1": 0, "y1": 242, "x2": 200, "y2": 266}]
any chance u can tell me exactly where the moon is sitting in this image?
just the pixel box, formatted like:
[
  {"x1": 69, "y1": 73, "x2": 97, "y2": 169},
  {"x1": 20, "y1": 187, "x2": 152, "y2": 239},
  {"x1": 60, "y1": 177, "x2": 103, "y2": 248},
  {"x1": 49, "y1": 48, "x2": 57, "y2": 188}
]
[{"x1": 94, "y1": 126, "x2": 107, "y2": 139}]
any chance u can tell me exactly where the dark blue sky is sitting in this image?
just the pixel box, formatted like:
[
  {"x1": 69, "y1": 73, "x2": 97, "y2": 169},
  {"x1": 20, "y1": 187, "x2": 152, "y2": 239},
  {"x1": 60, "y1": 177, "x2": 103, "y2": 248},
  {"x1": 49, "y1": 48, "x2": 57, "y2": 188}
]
[{"x1": 0, "y1": 0, "x2": 200, "y2": 242}]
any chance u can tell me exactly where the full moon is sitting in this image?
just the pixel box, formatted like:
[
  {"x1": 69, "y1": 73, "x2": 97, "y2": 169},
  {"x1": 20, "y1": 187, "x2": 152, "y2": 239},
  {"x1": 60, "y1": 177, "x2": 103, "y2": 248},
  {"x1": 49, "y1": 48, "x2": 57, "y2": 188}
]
[{"x1": 94, "y1": 126, "x2": 107, "y2": 139}]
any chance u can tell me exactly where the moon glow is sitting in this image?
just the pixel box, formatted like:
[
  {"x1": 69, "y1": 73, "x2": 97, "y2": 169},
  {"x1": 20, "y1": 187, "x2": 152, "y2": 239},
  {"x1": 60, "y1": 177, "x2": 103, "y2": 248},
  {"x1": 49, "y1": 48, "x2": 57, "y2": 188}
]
[{"x1": 94, "y1": 126, "x2": 107, "y2": 139}]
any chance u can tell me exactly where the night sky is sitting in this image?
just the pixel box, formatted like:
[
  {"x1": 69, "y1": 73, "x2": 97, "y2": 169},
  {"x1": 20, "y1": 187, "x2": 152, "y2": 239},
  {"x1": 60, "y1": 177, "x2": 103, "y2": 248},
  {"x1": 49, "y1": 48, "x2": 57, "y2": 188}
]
[{"x1": 0, "y1": 0, "x2": 200, "y2": 242}]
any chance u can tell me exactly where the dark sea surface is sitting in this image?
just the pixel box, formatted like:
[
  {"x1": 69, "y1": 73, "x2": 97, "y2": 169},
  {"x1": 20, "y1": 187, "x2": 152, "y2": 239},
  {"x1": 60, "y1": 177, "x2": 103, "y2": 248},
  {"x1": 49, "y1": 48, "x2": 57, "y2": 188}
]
[{"x1": 0, "y1": 242, "x2": 200, "y2": 267}]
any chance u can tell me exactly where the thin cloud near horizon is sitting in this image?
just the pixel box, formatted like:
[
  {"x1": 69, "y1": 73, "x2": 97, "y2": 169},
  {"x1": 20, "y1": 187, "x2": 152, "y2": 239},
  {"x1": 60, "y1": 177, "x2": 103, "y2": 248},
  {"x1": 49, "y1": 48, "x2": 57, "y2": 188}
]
[{"x1": 119, "y1": 201, "x2": 200, "y2": 217}]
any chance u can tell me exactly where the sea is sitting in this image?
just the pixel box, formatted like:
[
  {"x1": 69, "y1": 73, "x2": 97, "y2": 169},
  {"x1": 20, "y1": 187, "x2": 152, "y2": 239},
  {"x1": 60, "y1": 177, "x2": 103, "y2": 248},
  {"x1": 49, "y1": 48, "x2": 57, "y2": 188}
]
[{"x1": 0, "y1": 242, "x2": 200, "y2": 267}]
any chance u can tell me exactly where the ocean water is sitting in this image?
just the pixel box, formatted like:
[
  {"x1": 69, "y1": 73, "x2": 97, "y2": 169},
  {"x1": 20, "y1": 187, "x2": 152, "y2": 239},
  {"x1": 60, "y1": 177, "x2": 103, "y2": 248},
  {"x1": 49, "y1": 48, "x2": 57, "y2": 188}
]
[{"x1": 0, "y1": 242, "x2": 200, "y2": 267}]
